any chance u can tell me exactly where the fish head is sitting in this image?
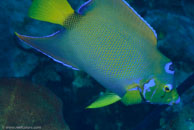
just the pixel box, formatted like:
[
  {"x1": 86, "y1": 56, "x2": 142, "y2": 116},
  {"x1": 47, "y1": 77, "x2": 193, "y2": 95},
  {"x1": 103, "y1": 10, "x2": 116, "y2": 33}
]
[{"x1": 142, "y1": 62, "x2": 180, "y2": 105}]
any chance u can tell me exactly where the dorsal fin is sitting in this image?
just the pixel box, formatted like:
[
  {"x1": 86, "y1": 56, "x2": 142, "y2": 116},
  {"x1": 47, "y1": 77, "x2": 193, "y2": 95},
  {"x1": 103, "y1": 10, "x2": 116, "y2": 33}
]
[
  {"x1": 81, "y1": 0, "x2": 157, "y2": 45},
  {"x1": 78, "y1": 0, "x2": 93, "y2": 14}
]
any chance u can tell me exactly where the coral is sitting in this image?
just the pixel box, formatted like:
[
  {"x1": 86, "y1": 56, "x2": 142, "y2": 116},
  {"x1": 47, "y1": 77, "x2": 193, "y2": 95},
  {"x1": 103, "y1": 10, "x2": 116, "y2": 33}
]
[
  {"x1": 31, "y1": 64, "x2": 62, "y2": 86},
  {"x1": 0, "y1": 78, "x2": 69, "y2": 130},
  {"x1": 72, "y1": 71, "x2": 93, "y2": 89},
  {"x1": 159, "y1": 85, "x2": 194, "y2": 130},
  {"x1": 12, "y1": 51, "x2": 39, "y2": 77},
  {"x1": 0, "y1": 0, "x2": 193, "y2": 130}
]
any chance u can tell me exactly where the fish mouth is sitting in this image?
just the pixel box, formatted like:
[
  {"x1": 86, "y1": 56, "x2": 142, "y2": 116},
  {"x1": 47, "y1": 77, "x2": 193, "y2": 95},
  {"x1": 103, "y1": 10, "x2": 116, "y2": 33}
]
[{"x1": 168, "y1": 96, "x2": 180, "y2": 105}]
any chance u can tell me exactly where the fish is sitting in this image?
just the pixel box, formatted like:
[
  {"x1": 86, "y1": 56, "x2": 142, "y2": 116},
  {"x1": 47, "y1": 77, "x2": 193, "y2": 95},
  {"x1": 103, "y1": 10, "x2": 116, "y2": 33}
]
[{"x1": 15, "y1": 0, "x2": 180, "y2": 108}]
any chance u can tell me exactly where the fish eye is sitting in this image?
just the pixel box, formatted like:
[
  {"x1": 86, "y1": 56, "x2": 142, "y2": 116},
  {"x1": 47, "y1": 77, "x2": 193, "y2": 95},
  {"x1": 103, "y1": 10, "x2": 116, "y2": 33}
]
[
  {"x1": 163, "y1": 84, "x2": 173, "y2": 92},
  {"x1": 165, "y1": 62, "x2": 175, "y2": 74}
]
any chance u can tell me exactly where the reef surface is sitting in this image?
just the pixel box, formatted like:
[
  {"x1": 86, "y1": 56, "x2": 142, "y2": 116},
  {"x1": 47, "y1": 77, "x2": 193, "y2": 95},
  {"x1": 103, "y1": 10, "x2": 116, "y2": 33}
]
[{"x1": 0, "y1": 0, "x2": 193, "y2": 130}]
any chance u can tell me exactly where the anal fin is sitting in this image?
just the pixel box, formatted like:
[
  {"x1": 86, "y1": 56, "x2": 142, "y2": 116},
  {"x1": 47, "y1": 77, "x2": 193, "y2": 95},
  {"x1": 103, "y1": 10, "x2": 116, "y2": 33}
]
[{"x1": 15, "y1": 31, "x2": 79, "y2": 70}]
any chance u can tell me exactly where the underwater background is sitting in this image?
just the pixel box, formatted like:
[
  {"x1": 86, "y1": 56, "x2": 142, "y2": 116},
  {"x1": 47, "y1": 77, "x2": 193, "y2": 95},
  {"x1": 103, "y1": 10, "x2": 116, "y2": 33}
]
[{"x1": 0, "y1": 0, "x2": 194, "y2": 130}]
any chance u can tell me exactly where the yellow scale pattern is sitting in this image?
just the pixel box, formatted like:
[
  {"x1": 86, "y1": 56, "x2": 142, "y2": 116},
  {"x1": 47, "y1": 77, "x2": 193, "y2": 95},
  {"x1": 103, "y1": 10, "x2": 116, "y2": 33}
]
[
  {"x1": 73, "y1": 17, "x2": 148, "y2": 80},
  {"x1": 64, "y1": 0, "x2": 156, "y2": 82}
]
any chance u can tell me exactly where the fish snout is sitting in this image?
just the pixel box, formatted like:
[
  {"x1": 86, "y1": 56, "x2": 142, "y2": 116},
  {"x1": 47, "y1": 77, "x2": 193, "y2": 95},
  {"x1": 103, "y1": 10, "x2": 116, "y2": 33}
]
[{"x1": 168, "y1": 96, "x2": 180, "y2": 105}]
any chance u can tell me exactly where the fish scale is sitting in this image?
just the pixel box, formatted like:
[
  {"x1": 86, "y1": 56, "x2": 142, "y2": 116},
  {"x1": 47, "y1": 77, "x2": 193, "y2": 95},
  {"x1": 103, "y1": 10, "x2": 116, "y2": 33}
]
[
  {"x1": 16, "y1": 0, "x2": 180, "y2": 107},
  {"x1": 69, "y1": 23, "x2": 148, "y2": 83}
]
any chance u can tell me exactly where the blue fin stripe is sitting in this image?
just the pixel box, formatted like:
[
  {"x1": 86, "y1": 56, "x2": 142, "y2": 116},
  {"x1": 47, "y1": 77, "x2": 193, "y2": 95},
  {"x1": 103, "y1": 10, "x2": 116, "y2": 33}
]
[
  {"x1": 78, "y1": 0, "x2": 93, "y2": 14},
  {"x1": 122, "y1": 0, "x2": 157, "y2": 38},
  {"x1": 17, "y1": 31, "x2": 79, "y2": 71},
  {"x1": 78, "y1": 0, "x2": 157, "y2": 38}
]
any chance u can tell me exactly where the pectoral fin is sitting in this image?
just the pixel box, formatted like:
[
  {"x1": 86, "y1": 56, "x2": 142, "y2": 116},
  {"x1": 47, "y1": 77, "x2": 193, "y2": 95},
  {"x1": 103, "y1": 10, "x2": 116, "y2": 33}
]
[
  {"x1": 86, "y1": 92, "x2": 121, "y2": 109},
  {"x1": 121, "y1": 86, "x2": 143, "y2": 105}
]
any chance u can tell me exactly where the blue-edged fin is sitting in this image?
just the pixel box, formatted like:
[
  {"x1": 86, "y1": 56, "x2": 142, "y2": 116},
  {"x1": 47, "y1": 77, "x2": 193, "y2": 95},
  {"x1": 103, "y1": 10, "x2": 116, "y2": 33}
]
[
  {"x1": 28, "y1": 0, "x2": 74, "y2": 26},
  {"x1": 121, "y1": 87, "x2": 142, "y2": 105},
  {"x1": 15, "y1": 31, "x2": 79, "y2": 70},
  {"x1": 88, "y1": 0, "x2": 157, "y2": 45},
  {"x1": 78, "y1": 0, "x2": 93, "y2": 14},
  {"x1": 86, "y1": 92, "x2": 121, "y2": 109}
]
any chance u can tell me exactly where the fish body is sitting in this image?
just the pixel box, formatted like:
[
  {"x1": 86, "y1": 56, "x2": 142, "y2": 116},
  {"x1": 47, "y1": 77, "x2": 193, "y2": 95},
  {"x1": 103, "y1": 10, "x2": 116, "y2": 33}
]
[
  {"x1": 65, "y1": 14, "x2": 165, "y2": 97},
  {"x1": 16, "y1": 0, "x2": 180, "y2": 108}
]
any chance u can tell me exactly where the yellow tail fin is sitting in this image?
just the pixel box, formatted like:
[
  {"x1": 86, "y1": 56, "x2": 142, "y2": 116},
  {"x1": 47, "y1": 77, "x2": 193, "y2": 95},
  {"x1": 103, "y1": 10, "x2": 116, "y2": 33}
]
[{"x1": 28, "y1": 0, "x2": 74, "y2": 26}]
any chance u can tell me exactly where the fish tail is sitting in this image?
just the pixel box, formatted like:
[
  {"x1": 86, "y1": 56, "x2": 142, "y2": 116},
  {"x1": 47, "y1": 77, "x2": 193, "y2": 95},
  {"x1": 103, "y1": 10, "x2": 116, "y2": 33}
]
[{"x1": 28, "y1": 0, "x2": 74, "y2": 26}]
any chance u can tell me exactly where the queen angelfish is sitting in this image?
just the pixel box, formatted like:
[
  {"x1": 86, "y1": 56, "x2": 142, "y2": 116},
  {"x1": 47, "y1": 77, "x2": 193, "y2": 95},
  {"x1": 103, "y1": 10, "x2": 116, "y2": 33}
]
[{"x1": 16, "y1": 0, "x2": 180, "y2": 108}]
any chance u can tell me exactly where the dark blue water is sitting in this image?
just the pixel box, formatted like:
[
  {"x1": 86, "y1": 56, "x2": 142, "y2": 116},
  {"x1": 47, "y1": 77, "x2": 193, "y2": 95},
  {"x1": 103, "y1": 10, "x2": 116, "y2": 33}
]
[{"x1": 0, "y1": 0, "x2": 193, "y2": 130}]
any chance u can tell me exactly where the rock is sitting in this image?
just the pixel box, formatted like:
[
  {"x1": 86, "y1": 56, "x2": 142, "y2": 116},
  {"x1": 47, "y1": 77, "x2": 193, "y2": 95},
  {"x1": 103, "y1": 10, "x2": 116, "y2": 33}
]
[
  {"x1": 182, "y1": 0, "x2": 194, "y2": 20},
  {"x1": 144, "y1": 10, "x2": 194, "y2": 130},
  {"x1": 0, "y1": 0, "x2": 194, "y2": 130},
  {"x1": 159, "y1": 84, "x2": 194, "y2": 130},
  {"x1": 0, "y1": 78, "x2": 69, "y2": 130},
  {"x1": 72, "y1": 71, "x2": 93, "y2": 89},
  {"x1": 32, "y1": 65, "x2": 61, "y2": 85},
  {"x1": 12, "y1": 50, "x2": 39, "y2": 77}
]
